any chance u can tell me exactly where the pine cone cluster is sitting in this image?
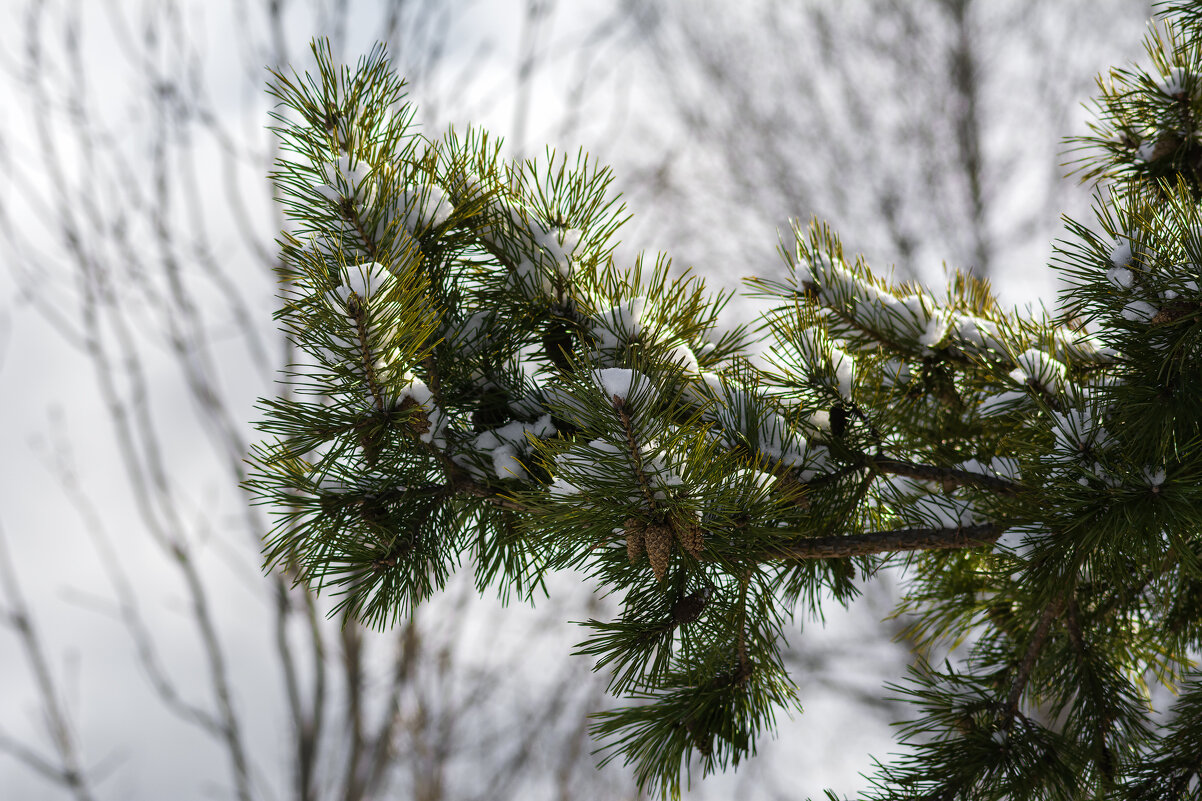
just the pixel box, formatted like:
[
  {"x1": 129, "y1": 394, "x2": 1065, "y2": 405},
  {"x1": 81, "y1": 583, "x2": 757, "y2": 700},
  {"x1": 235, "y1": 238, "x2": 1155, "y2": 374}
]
[{"x1": 624, "y1": 516, "x2": 707, "y2": 581}]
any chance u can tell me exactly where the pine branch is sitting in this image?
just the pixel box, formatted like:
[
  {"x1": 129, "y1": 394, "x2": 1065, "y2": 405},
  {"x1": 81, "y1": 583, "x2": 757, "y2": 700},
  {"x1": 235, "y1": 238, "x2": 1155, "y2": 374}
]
[
  {"x1": 452, "y1": 478, "x2": 529, "y2": 512},
  {"x1": 252, "y1": 22, "x2": 1202, "y2": 796},
  {"x1": 762, "y1": 523, "x2": 1002, "y2": 561},
  {"x1": 868, "y1": 456, "x2": 1023, "y2": 496}
]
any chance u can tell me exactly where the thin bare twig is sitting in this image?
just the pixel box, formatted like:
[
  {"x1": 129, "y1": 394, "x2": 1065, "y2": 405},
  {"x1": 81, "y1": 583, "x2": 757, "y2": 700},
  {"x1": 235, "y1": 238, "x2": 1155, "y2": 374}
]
[{"x1": 0, "y1": 523, "x2": 97, "y2": 801}]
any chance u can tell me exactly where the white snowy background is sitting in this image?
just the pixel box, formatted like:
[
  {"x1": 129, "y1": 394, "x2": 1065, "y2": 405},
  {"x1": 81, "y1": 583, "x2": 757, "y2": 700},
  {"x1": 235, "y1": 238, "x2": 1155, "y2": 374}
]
[{"x1": 0, "y1": 1, "x2": 1151, "y2": 799}]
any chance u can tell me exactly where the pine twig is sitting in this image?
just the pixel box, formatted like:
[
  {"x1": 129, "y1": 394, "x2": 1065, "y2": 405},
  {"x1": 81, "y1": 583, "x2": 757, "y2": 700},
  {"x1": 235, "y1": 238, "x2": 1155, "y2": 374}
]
[
  {"x1": 614, "y1": 395, "x2": 657, "y2": 511},
  {"x1": 347, "y1": 292, "x2": 388, "y2": 414},
  {"x1": 1002, "y1": 600, "x2": 1062, "y2": 730}
]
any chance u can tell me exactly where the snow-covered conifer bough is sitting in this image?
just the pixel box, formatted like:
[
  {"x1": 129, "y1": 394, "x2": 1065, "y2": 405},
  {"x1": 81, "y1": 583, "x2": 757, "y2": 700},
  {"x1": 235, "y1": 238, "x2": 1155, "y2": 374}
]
[{"x1": 248, "y1": 10, "x2": 1202, "y2": 797}]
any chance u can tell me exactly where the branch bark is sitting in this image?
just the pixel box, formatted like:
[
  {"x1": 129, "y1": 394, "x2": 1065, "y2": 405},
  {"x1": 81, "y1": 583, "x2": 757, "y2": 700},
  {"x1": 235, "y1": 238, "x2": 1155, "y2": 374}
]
[
  {"x1": 869, "y1": 456, "x2": 1023, "y2": 496},
  {"x1": 1002, "y1": 600, "x2": 1061, "y2": 729},
  {"x1": 764, "y1": 523, "x2": 1002, "y2": 561}
]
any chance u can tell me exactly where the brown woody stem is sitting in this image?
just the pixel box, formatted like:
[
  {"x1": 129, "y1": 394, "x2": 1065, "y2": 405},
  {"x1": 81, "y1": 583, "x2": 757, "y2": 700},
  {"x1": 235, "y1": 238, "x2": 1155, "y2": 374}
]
[
  {"x1": 763, "y1": 523, "x2": 1002, "y2": 561},
  {"x1": 1003, "y1": 600, "x2": 1061, "y2": 729},
  {"x1": 868, "y1": 456, "x2": 1023, "y2": 496}
]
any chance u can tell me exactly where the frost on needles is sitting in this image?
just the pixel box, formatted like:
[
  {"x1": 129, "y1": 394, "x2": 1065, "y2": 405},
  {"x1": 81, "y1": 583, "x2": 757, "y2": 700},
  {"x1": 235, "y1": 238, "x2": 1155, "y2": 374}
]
[{"x1": 248, "y1": 13, "x2": 1202, "y2": 798}]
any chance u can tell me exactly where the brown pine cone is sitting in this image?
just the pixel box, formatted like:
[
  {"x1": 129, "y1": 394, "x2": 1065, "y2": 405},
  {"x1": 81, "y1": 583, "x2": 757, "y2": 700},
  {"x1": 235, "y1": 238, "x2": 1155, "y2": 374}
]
[
  {"x1": 624, "y1": 518, "x2": 645, "y2": 564},
  {"x1": 1150, "y1": 300, "x2": 1195, "y2": 325},
  {"x1": 644, "y1": 523, "x2": 673, "y2": 581},
  {"x1": 671, "y1": 585, "x2": 714, "y2": 625},
  {"x1": 675, "y1": 518, "x2": 705, "y2": 557},
  {"x1": 398, "y1": 396, "x2": 431, "y2": 435}
]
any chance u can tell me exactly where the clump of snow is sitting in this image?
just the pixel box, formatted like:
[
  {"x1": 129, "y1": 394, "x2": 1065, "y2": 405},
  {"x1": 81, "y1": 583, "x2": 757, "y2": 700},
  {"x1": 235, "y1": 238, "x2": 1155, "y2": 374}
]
[
  {"x1": 730, "y1": 467, "x2": 778, "y2": 492},
  {"x1": 830, "y1": 346, "x2": 856, "y2": 398},
  {"x1": 397, "y1": 374, "x2": 448, "y2": 449},
  {"x1": 1135, "y1": 139, "x2": 1159, "y2": 163},
  {"x1": 870, "y1": 291, "x2": 942, "y2": 345},
  {"x1": 703, "y1": 385, "x2": 825, "y2": 479},
  {"x1": 401, "y1": 375, "x2": 434, "y2": 408},
  {"x1": 488, "y1": 445, "x2": 522, "y2": 480},
  {"x1": 552, "y1": 439, "x2": 621, "y2": 496},
  {"x1": 1106, "y1": 266, "x2": 1134, "y2": 289},
  {"x1": 534, "y1": 227, "x2": 584, "y2": 280},
  {"x1": 511, "y1": 257, "x2": 554, "y2": 297},
  {"x1": 588, "y1": 296, "x2": 701, "y2": 374},
  {"x1": 468, "y1": 412, "x2": 559, "y2": 481},
  {"x1": 797, "y1": 254, "x2": 858, "y2": 303},
  {"x1": 591, "y1": 296, "x2": 648, "y2": 350},
  {"x1": 1108, "y1": 240, "x2": 1134, "y2": 268},
  {"x1": 593, "y1": 368, "x2": 652, "y2": 405},
  {"x1": 315, "y1": 154, "x2": 372, "y2": 202},
  {"x1": 1087, "y1": 462, "x2": 1121, "y2": 488},
  {"x1": 396, "y1": 184, "x2": 454, "y2": 233},
  {"x1": 549, "y1": 476, "x2": 581, "y2": 497},
  {"x1": 1157, "y1": 66, "x2": 1190, "y2": 98},
  {"x1": 1143, "y1": 466, "x2": 1166, "y2": 488},
  {"x1": 805, "y1": 409, "x2": 831, "y2": 436},
  {"x1": 757, "y1": 411, "x2": 810, "y2": 469},
  {"x1": 550, "y1": 435, "x2": 683, "y2": 500},
  {"x1": 1121, "y1": 300, "x2": 1158, "y2": 323},
  {"x1": 797, "y1": 253, "x2": 956, "y2": 349},
  {"x1": 794, "y1": 328, "x2": 856, "y2": 398},
  {"x1": 881, "y1": 475, "x2": 938, "y2": 497},
  {"x1": 1055, "y1": 328, "x2": 1115, "y2": 364},
  {"x1": 1013, "y1": 348, "x2": 1067, "y2": 393},
  {"x1": 662, "y1": 340, "x2": 701, "y2": 374},
  {"x1": 331, "y1": 261, "x2": 392, "y2": 306},
  {"x1": 640, "y1": 442, "x2": 685, "y2": 492},
  {"x1": 1162, "y1": 276, "x2": 1200, "y2": 300},
  {"x1": 1050, "y1": 409, "x2": 1109, "y2": 469},
  {"x1": 917, "y1": 309, "x2": 952, "y2": 350},
  {"x1": 952, "y1": 314, "x2": 1001, "y2": 352},
  {"x1": 685, "y1": 371, "x2": 726, "y2": 405}
]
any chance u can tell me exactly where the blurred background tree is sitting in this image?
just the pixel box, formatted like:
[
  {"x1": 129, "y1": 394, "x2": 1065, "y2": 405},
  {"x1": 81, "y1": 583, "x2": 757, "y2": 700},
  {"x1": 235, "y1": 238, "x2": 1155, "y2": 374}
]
[
  {"x1": 611, "y1": 0, "x2": 1151, "y2": 297},
  {"x1": 0, "y1": 1, "x2": 1150, "y2": 799}
]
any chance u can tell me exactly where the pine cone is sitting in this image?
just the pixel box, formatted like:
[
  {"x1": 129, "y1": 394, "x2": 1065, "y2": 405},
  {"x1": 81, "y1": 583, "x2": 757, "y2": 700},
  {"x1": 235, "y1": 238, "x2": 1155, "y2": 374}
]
[
  {"x1": 675, "y1": 518, "x2": 705, "y2": 557},
  {"x1": 1150, "y1": 300, "x2": 1194, "y2": 324},
  {"x1": 624, "y1": 518, "x2": 645, "y2": 564},
  {"x1": 672, "y1": 585, "x2": 714, "y2": 625},
  {"x1": 398, "y1": 396, "x2": 431, "y2": 435},
  {"x1": 644, "y1": 523, "x2": 673, "y2": 581}
]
